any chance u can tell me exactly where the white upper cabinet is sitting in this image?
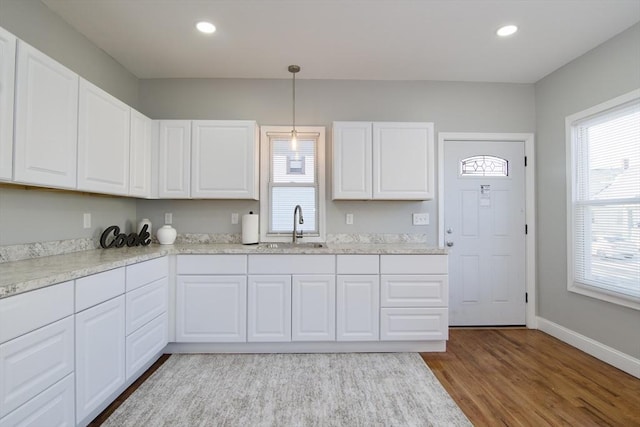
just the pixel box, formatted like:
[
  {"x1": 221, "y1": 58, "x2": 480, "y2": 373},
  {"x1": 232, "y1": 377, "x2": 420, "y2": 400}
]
[
  {"x1": 77, "y1": 78, "x2": 130, "y2": 195},
  {"x1": 191, "y1": 120, "x2": 259, "y2": 199},
  {"x1": 158, "y1": 120, "x2": 191, "y2": 198},
  {"x1": 0, "y1": 27, "x2": 16, "y2": 182},
  {"x1": 14, "y1": 41, "x2": 79, "y2": 189},
  {"x1": 129, "y1": 109, "x2": 153, "y2": 197},
  {"x1": 332, "y1": 122, "x2": 372, "y2": 199},
  {"x1": 373, "y1": 122, "x2": 434, "y2": 200},
  {"x1": 332, "y1": 121, "x2": 434, "y2": 200}
]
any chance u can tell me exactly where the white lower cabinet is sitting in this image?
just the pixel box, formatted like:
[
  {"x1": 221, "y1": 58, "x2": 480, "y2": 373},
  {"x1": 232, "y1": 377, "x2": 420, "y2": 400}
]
[
  {"x1": 0, "y1": 374, "x2": 75, "y2": 427},
  {"x1": 176, "y1": 275, "x2": 247, "y2": 342},
  {"x1": 336, "y1": 275, "x2": 380, "y2": 341},
  {"x1": 247, "y1": 276, "x2": 291, "y2": 342},
  {"x1": 75, "y1": 295, "x2": 125, "y2": 425},
  {"x1": 0, "y1": 316, "x2": 74, "y2": 418},
  {"x1": 292, "y1": 275, "x2": 336, "y2": 341},
  {"x1": 379, "y1": 255, "x2": 448, "y2": 341}
]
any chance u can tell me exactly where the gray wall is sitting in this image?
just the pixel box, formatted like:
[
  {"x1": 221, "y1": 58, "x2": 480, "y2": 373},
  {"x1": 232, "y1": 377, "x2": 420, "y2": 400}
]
[
  {"x1": 137, "y1": 79, "x2": 535, "y2": 244},
  {"x1": 535, "y1": 23, "x2": 640, "y2": 358},
  {"x1": 0, "y1": 187, "x2": 136, "y2": 245},
  {"x1": 0, "y1": 0, "x2": 140, "y2": 245}
]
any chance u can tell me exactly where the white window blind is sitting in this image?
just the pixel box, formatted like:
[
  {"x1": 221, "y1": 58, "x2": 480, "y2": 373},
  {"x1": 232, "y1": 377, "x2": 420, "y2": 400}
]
[
  {"x1": 569, "y1": 96, "x2": 640, "y2": 306},
  {"x1": 269, "y1": 137, "x2": 318, "y2": 235}
]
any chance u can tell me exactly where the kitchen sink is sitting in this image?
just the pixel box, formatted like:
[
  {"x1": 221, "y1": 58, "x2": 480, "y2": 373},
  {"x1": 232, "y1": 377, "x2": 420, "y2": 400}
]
[{"x1": 258, "y1": 242, "x2": 326, "y2": 249}]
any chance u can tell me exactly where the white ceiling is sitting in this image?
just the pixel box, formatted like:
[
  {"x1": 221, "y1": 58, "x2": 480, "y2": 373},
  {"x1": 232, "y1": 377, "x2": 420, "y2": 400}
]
[{"x1": 41, "y1": 0, "x2": 640, "y2": 83}]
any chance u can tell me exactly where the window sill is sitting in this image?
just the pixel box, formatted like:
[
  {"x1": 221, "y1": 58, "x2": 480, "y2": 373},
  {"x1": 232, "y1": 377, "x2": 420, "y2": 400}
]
[{"x1": 569, "y1": 282, "x2": 640, "y2": 311}]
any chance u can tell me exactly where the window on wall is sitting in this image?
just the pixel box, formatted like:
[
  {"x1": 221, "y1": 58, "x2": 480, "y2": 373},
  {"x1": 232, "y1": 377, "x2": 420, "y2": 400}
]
[
  {"x1": 260, "y1": 126, "x2": 326, "y2": 242},
  {"x1": 566, "y1": 90, "x2": 640, "y2": 310}
]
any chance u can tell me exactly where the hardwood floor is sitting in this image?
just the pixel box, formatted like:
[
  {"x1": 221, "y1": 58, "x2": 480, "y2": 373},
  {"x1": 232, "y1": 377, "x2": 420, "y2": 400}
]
[
  {"x1": 91, "y1": 330, "x2": 639, "y2": 426},
  {"x1": 421, "y1": 328, "x2": 640, "y2": 426}
]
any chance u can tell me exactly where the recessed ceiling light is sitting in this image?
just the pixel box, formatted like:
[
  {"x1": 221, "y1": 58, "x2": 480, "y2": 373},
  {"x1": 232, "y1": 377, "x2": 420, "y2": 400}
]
[
  {"x1": 196, "y1": 21, "x2": 216, "y2": 34},
  {"x1": 497, "y1": 25, "x2": 518, "y2": 37}
]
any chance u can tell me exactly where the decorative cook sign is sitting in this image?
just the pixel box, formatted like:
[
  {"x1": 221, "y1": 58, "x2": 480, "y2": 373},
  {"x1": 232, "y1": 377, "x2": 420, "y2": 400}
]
[{"x1": 100, "y1": 224, "x2": 152, "y2": 249}]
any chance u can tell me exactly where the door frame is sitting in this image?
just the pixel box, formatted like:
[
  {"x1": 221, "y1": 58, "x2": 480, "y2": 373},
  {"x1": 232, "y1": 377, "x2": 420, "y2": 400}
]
[{"x1": 438, "y1": 132, "x2": 537, "y2": 329}]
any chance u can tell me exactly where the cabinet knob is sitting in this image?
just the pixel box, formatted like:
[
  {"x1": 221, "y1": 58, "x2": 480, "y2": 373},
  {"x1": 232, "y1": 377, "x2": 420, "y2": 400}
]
[{"x1": 446, "y1": 241, "x2": 454, "y2": 247}]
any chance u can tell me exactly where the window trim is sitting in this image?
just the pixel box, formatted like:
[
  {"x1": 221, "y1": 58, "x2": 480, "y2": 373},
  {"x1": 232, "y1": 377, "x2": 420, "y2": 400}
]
[
  {"x1": 565, "y1": 89, "x2": 640, "y2": 311},
  {"x1": 259, "y1": 126, "x2": 326, "y2": 243}
]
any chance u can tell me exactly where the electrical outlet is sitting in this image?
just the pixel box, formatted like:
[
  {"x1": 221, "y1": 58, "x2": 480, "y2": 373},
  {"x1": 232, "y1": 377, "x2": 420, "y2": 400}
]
[
  {"x1": 231, "y1": 213, "x2": 239, "y2": 224},
  {"x1": 346, "y1": 213, "x2": 354, "y2": 225},
  {"x1": 412, "y1": 213, "x2": 429, "y2": 226},
  {"x1": 83, "y1": 213, "x2": 91, "y2": 229},
  {"x1": 165, "y1": 212, "x2": 173, "y2": 224}
]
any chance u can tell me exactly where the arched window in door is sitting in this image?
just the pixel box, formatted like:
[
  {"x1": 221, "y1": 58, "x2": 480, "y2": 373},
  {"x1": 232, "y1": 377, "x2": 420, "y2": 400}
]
[{"x1": 460, "y1": 155, "x2": 509, "y2": 177}]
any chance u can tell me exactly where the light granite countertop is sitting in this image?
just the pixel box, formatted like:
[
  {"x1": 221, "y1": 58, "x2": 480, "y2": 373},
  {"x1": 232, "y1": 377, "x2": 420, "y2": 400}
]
[{"x1": 0, "y1": 243, "x2": 446, "y2": 299}]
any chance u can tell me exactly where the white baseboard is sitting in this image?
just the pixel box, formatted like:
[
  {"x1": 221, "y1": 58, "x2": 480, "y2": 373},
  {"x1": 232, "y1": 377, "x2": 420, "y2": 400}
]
[{"x1": 537, "y1": 317, "x2": 640, "y2": 379}]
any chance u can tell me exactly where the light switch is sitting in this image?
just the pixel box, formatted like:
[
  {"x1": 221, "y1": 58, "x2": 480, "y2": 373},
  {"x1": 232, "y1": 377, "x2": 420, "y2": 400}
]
[
  {"x1": 165, "y1": 213, "x2": 173, "y2": 224},
  {"x1": 83, "y1": 213, "x2": 91, "y2": 229},
  {"x1": 231, "y1": 213, "x2": 239, "y2": 224}
]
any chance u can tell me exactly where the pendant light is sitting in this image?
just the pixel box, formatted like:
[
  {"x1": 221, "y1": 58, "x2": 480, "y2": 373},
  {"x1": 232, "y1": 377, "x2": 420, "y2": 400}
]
[{"x1": 288, "y1": 64, "x2": 300, "y2": 151}]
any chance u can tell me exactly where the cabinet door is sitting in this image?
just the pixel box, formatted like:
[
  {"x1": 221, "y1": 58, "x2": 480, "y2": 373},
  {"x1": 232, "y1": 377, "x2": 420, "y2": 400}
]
[
  {"x1": 0, "y1": 317, "x2": 74, "y2": 418},
  {"x1": 77, "y1": 78, "x2": 130, "y2": 195},
  {"x1": 191, "y1": 120, "x2": 258, "y2": 199},
  {"x1": 0, "y1": 27, "x2": 16, "y2": 181},
  {"x1": 292, "y1": 275, "x2": 336, "y2": 341},
  {"x1": 336, "y1": 275, "x2": 379, "y2": 341},
  {"x1": 75, "y1": 296, "x2": 125, "y2": 424},
  {"x1": 129, "y1": 109, "x2": 152, "y2": 197},
  {"x1": 158, "y1": 120, "x2": 191, "y2": 198},
  {"x1": 176, "y1": 275, "x2": 247, "y2": 342},
  {"x1": 14, "y1": 41, "x2": 78, "y2": 189},
  {"x1": 247, "y1": 275, "x2": 291, "y2": 342},
  {"x1": 332, "y1": 121, "x2": 372, "y2": 200},
  {"x1": 372, "y1": 122, "x2": 434, "y2": 200}
]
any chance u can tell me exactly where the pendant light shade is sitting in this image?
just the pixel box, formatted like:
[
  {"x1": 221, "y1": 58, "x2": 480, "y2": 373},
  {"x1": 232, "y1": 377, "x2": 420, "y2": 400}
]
[{"x1": 288, "y1": 65, "x2": 300, "y2": 150}]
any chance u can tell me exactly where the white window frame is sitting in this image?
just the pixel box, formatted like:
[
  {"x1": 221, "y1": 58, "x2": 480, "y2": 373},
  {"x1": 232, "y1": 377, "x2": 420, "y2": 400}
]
[
  {"x1": 259, "y1": 126, "x2": 326, "y2": 243},
  {"x1": 566, "y1": 89, "x2": 640, "y2": 311}
]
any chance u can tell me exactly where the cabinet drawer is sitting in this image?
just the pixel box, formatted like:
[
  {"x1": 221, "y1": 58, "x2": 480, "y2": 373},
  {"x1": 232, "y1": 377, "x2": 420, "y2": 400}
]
[
  {"x1": 76, "y1": 268, "x2": 125, "y2": 312},
  {"x1": 248, "y1": 255, "x2": 335, "y2": 274},
  {"x1": 126, "y1": 257, "x2": 168, "y2": 292},
  {"x1": 177, "y1": 255, "x2": 247, "y2": 275},
  {"x1": 380, "y1": 308, "x2": 448, "y2": 341},
  {"x1": 0, "y1": 316, "x2": 74, "y2": 417},
  {"x1": 126, "y1": 278, "x2": 168, "y2": 335},
  {"x1": 336, "y1": 255, "x2": 379, "y2": 274},
  {"x1": 126, "y1": 313, "x2": 167, "y2": 380},
  {"x1": 0, "y1": 281, "x2": 73, "y2": 344},
  {"x1": 381, "y1": 275, "x2": 448, "y2": 307},
  {"x1": 0, "y1": 374, "x2": 75, "y2": 427},
  {"x1": 380, "y1": 255, "x2": 447, "y2": 274}
]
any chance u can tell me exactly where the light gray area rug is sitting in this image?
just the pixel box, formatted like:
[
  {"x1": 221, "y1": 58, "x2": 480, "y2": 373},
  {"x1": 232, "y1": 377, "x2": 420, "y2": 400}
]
[{"x1": 103, "y1": 353, "x2": 471, "y2": 427}]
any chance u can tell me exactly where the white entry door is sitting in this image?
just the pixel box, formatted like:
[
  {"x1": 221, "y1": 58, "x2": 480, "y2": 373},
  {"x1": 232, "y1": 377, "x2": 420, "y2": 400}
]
[{"x1": 444, "y1": 140, "x2": 526, "y2": 325}]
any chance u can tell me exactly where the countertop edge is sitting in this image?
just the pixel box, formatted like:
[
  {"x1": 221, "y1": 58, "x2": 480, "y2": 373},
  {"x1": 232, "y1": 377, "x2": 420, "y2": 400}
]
[{"x1": 0, "y1": 244, "x2": 446, "y2": 299}]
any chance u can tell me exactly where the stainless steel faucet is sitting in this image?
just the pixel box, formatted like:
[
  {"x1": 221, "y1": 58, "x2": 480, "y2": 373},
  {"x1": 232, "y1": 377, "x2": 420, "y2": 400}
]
[{"x1": 293, "y1": 205, "x2": 304, "y2": 243}]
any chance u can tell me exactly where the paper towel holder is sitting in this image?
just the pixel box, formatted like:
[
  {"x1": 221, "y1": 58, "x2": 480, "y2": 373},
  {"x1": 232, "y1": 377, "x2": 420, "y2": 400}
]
[{"x1": 242, "y1": 211, "x2": 260, "y2": 245}]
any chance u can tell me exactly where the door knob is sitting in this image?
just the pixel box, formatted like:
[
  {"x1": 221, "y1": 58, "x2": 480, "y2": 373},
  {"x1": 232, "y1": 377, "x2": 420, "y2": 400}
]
[{"x1": 446, "y1": 241, "x2": 454, "y2": 247}]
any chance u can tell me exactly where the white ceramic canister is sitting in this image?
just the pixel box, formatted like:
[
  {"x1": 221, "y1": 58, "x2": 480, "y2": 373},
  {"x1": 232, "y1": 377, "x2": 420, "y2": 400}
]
[
  {"x1": 157, "y1": 225, "x2": 177, "y2": 245},
  {"x1": 137, "y1": 218, "x2": 152, "y2": 235}
]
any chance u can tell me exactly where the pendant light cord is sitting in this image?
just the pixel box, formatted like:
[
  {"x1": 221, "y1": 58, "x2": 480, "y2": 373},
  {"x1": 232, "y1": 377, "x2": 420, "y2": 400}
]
[{"x1": 292, "y1": 69, "x2": 296, "y2": 134}]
